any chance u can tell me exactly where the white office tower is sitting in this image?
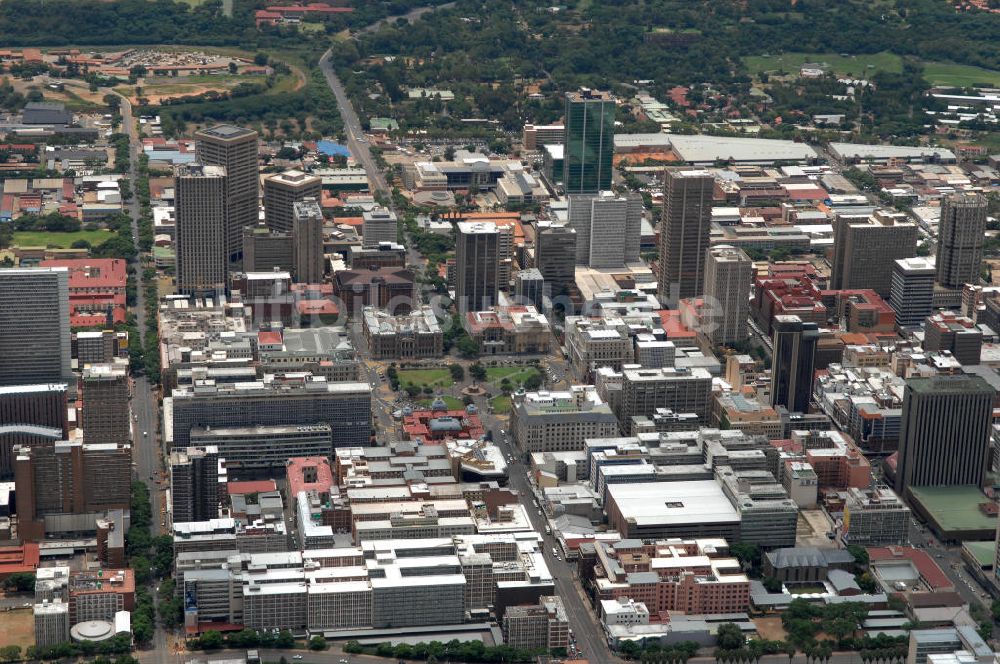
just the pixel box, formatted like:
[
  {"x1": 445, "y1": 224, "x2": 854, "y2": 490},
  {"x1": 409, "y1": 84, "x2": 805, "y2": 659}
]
[{"x1": 568, "y1": 191, "x2": 643, "y2": 268}]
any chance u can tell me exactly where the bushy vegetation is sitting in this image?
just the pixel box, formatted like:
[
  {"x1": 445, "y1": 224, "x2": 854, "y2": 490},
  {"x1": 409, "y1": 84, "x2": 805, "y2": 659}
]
[{"x1": 343, "y1": 638, "x2": 551, "y2": 663}]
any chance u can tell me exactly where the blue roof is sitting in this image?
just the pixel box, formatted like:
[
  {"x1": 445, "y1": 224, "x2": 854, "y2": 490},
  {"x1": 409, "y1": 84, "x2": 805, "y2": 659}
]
[{"x1": 317, "y1": 140, "x2": 351, "y2": 158}]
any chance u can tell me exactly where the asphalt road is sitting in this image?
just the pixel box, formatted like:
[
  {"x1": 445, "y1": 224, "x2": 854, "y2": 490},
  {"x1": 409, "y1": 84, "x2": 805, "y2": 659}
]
[
  {"x1": 478, "y1": 397, "x2": 617, "y2": 664},
  {"x1": 317, "y1": 52, "x2": 389, "y2": 199}
]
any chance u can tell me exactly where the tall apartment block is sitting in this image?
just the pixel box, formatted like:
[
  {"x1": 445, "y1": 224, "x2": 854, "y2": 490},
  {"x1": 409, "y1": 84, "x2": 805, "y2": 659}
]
[
  {"x1": 658, "y1": 169, "x2": 714, "y2": 306},
  {"x1": 81, "y1": 362, "x2": 130, "y2": 446},
  {"x1": 195, "y1": 124, "x2": 259, "y2": 261},
  {"x1": 891, "y1": 257, "x2": 936, "y2": 329},
  {"x1": 830, "y1": 210, "x2": 917, "y2": 298},
  {"x1": 894, "y1": 374, "x2": 994, "y2": 496},
  {"x1": 361, "y1": 207, "x2": 398, "y2": 249},
  {"x1": 455, "y1": 222, "x2": 499, "y2": 313},
  {"x1": 923, "y1": 312, "x2": 983, "y2": 366},
  {"x1": 937, "y1": 192, "x2": 988, "y2": 289},
  {"x1": 770, "y1": 315, "x2": 819, "y2": 414},
  {"x1": 33, "y1": 599, "x2": 70, "y2": 650},
  {"x1": 293, "y1": 198, "x2": 325, "y2": 284},
  {"x1": 567, "y1": 191, "x2": 642, "y2": 268},
  {"x1": 562, "y1": 88, "x2": 614, "y2": 194},
  {"x1": 15, "y1": 439, "x2": 132, "y2": 541},
  {"x1": 170, "y1": 446, "x2": 223, "y2": 524},
  {"x1": 167, "y1": 375, "x2": 371, "y2": 449},
  {"x1": 534, "y1": 221, "x2": 576, "y2": 300},
  {"x1": 263, "y1": 169, "x2": 322, "y2": 234},
  {"x1": 704, "y1": 246, "x2": 753, "y2": 345},
  {"x1": 0, "y1": 267, "x2": 72, "y2": 387},
  {"x1": 175, "y1": 163, "x2": 228, "y2": 297},
  {"x1": 243, "y1": 223, "x2": 294, "y2": 273}
]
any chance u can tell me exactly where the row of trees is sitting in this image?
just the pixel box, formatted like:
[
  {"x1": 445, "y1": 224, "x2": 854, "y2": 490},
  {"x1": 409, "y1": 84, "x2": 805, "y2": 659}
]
[
  {"x1": 344, "y1": 638, "x2": 549, "y2": 663},
  {"x1": 187, "y1": 628, "x2": 296, "y2": 651}
]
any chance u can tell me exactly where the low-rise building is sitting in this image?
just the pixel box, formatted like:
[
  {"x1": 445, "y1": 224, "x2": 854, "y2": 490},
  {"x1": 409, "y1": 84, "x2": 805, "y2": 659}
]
[
  {"x1": 463, "y1": 306, "x2": 550, "y2": 355},
  {"x1": 511, "y1": 387, "x2": 620, "y2": 453},
  {"x1": 363, "y1": 306, "x2": 443, "y2": 359},
  {"x1": 503, "y1": 596, "x2": 568, "y2": 651}
]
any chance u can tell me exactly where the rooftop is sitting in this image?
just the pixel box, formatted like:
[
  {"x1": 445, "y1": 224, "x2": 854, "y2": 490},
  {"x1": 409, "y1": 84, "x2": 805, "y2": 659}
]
[{"x1": 606, "y1": 481, "x2": 739, "y2": 526}]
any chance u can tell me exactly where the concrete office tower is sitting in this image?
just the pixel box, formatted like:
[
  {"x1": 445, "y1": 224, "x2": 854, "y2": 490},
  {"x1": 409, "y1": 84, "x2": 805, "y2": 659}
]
[
  {"x1": 829, "y1": 210, "x2": 918, "y2": 298},
  {"x1": 361, "y1": 207, "x2": 398, "y2": 249},
  {"x1": 0, "y1": 267, "x2": 71, "y2": 387},
  {"x1": 194, "y1": 124, "x2": 259, "y2": 260},
  {"x1": 81, "y1": 363, "x2": 130, "y2": 446},
  {"x1": 515, "y1": 268, "x2": 544, "y2": 308},
  {"x1": 770, "y1": 315, "x2": 819, "y2": 414},
  {"x1": 293, "y1": 198, "x2": 325, "y2": 284},
  {"x1": 243, "y1": 223, "x2": 294, "y2": 273},
  {"x1": 894, "y1": 374, "x2": 994, "y2": 496},
  {"x1": 455, "y1": 222, "x2": 499, "y2": 313},
  {"x1": 657, "y1": 169, "x2": 714, "y2": 306},
  {"x1": 263, "y1": 169, "x2": 322, "y2": 234},
  {"x1": 703, "y1": 246, "x2": 753, "y2": 345},
  {"x1": 170, "y1": 446, "x2": 222, "y2": 524},
  {"x1": 535, "y1": 221, "x2": 576, "y2": 300},
  {"x1": 33, "y1": 600, "x2": 70, "y2": 650},
  {"x1": 891, "y1": 257, "x2": 936, "y2": 329},
  {"x1": 567, "y1": 191, "x2": 642, "y2": 268},
  {"x1": 562, "y1": 88, "x2": 615, "y2": 194},
  {"x1": 175, "y1": 163, "x2": 228, "y2": 297},
  {"x1": 937, "y1": 192, "x2": 988, "y2": 289}
]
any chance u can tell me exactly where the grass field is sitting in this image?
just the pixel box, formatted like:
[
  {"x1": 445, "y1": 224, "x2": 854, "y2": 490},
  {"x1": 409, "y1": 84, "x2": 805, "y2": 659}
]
[
  {"x1": 0, "y1": 608, "x2": 34, "y2": 648},
  {"x1": 418, "y1": 395, "x2": 465, "y2": 410},
  {"x1": 485, "y1": 366, "x2": 541, "y2": 386},
  {"x1": 491, "y1": 395, "x2": 512, "y2": 414},
  {"x1": 744, "y1": 51, "x2": 903, "y2": 77},
  {"x1": 922, "y1": 61, "x2": 1000, "y2": 87},
  {"x1": 13, "y1": 230, "x2": 112, "y2": 248},
  {"x1": 744, "y1": 52, "x2": 1000, "y2": 87},
  {"x1": 397, "y1": 368, "x2": 454, "y2": 389}
]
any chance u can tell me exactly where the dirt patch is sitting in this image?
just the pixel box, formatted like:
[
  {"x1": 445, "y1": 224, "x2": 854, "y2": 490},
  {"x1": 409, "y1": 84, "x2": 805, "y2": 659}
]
[
  {"x1": 0, "y1": 608, "x2": 35, "y2": 649},
  {"x1": 753, "y1": 616, "x2": 787, "y2": 641},
  {"x1": 614, "y1": 150, "x2": 679, "y2": 166}
]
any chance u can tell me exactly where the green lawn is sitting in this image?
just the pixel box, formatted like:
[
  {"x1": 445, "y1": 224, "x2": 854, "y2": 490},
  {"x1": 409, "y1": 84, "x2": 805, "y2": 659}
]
[
  {"x1": 485, "y1": 366, "x2": 541, "y2": 386},
  {"x1": 397, "y1": 368, "x2": 454, "y2": 389},
  {"x1": 417, "y1": 395, "x2": 465, "y2": 410},
  {"x1": 12, "y1": 230, "x2": 112, "y2": 248},
  {"x1": 744, "y1": 51, "x2": 903, "y2": 77},
  {"x1": 491, "y1": 395, "x2": 512, "y2": 414},
  {"x1": 744, "y1": 52, "x2": 1000, "y2": 88},
  {"x1": 922, "y1": 61, "x2": 1000, "y2": 87}
]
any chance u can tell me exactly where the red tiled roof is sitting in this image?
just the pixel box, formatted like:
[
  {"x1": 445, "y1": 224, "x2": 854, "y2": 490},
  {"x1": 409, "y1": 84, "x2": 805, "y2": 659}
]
[
  {"x1": 257, "y1": 331, "x2": 283, "y2": 346},
  {"x1": 0, "y1": 543, "x2": 40, "y2": 579},
  {"x1": 867, "y1": 546, "x2": 952, "y2": 591},
  {"x1": 227, "y1": 480, "x2": 277, "y2": 496},
  {"x1": 286, "y1": 456, "x2": 335, "y2": 497}
]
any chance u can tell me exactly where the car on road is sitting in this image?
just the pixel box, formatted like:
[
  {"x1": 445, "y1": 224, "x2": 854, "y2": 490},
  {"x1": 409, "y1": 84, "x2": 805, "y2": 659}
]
[
  {"x1": 142, "y1": 431, "x2": 148, "y2": 436},
  {"x1": 292, "y1": 656, "x2": 303, "y2": 660}
]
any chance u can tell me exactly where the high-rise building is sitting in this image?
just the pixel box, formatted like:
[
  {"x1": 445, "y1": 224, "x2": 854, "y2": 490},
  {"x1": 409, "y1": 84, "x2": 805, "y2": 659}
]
[
  {"x1": 704, "y1": 246, "x2": 752, "y2": 345},
  {"x1": 923, "y1": 312, "x2": 983, "y2": 366},
  {"x1": 194, "y1": 124, "x2": 259, "y2": 261},
  {"x1": 293, "y1": 198, "x2": 325, "y2": 284},
  {"x1": 937, "y1": 192, "x2": 988, "y2": 289},
  {"x1": 0, "y1": 267, "x2": 71, "y2": 387},
  {"x1": 503, "y1": 596, "x2": 569, "y2": 652},
  {"x1": 894, "y1": 374, "x2": 994, "y2": 496},
  {"x1": 361, "y1": 207, "x2": 398, "y2": 249},
  {"x1": 534, "y1": 221, "x2": 576, "y2": 300},
  {"x1": 175, "y1": 163, "x2": 228, "y2": 297},
  {"x1": 657, "y1": 169, "x2": 714, "y2": 306},
  {"x1": 0, "y1": 384, "x2": 69, "y2": 477},
  {"x1": 243, "y1": 223, "x2": 294, "y2": 273},
  {"x1": 562, "y1": 88, "x2": 614, "y2": 194},
  {"x1": 830, "y1": 210, "x2": 917, "y2": 298},
  {"x1": 891, "y1": 257, "x2": 936, "y2": 328},
  {"x1": 169, "y1": 446, "x2": 223, "y2": 524},
  {"x1": 81, "y1": 362, "x2": 130, "y2": 446},
  {"x1": 15, "y1": 439, "x2": 132, "y2": 541},
  {"x1": 33, "y1": 599, "x2": 70, "y2": 650},
  {"x1": 167, "y1": 375, "x2": 371, "y2": 449},
  {"x1": 455, "y1": 222, "x2": 499, "y2": 313},
  {"x1": 567, "y1": 191, "x2": 642, "y2": 268},
  {"x1": 619, "y1": 367, "x2": 713, "y2": 424},
  {"x1": 770, "y1": 315, "x2": 819, "y2": 414},
  {"x1": 263, "y1": 169, "x2": 322, "y2": 234}
]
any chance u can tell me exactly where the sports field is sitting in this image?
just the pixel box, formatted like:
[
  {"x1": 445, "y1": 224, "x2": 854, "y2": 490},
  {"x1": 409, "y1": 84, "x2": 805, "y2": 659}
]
[{"x1": 744, "y1": 52, "x2": 1000, "y2": 87}]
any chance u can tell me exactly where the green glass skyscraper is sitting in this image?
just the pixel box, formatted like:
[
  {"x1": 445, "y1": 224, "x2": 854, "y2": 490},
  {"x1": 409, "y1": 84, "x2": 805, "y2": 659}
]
[{"x1": 562, "y1": 88, "x2": 615, "y2": 194}]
